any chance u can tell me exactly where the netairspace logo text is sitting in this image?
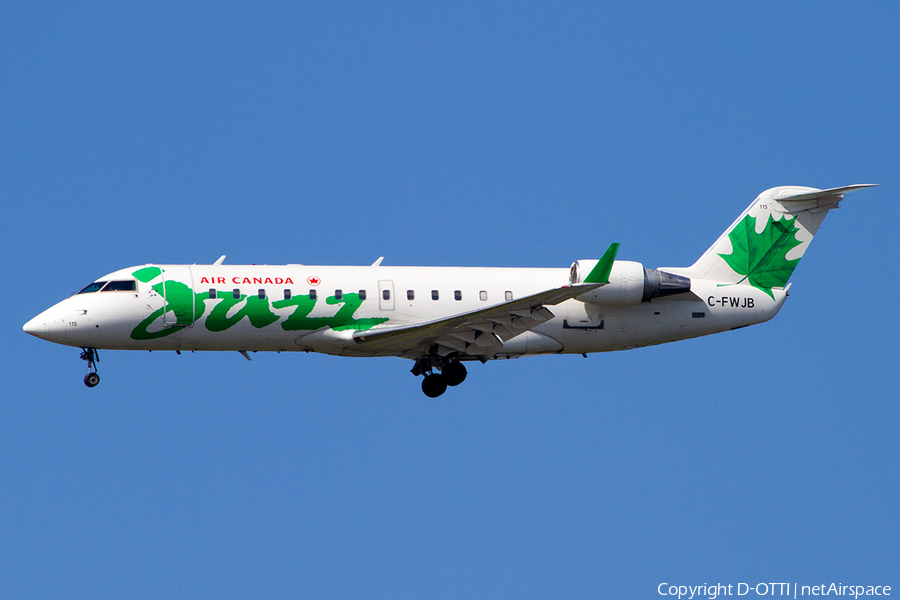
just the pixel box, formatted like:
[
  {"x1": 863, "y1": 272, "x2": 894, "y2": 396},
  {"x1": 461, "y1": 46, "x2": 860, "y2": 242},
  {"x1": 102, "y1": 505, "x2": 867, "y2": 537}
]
[{"x1": 658, "y1": 583, "x2": 891, "y2": 599}]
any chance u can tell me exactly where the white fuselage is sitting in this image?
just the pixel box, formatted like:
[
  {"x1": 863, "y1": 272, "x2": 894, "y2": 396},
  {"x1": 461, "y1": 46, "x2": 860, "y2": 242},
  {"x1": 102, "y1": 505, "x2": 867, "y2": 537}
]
[{"x1": 23, "y1": 262, "x2": 786, "y2": 360}]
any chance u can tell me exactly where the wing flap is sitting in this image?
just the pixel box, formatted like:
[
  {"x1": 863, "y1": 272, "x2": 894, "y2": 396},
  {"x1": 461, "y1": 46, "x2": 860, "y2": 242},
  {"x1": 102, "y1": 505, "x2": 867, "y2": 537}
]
[{"x1": 439, "y1": 338, "x2": 468, "y2": 353}]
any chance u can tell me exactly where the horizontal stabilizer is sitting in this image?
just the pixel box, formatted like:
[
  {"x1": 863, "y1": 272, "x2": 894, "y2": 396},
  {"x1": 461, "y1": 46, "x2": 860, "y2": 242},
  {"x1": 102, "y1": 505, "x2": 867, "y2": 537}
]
[{"x1": 774, "y1": 184, "x2": 878, "y2": 202}]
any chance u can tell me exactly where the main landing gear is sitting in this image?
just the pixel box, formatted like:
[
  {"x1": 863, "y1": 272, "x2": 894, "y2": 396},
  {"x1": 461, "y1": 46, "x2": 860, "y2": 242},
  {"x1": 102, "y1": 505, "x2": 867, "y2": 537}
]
[
  {"x1": 412, "y1": 358, "x2": 468, "y2": 398},
  {"x1": 80, "y1": 347, "x2": 100, "y2": 387}
]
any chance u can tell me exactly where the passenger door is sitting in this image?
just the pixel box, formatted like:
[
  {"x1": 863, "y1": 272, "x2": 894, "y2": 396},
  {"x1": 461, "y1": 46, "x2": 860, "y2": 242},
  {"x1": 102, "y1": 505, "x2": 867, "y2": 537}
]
[
  {"x1": 378, "y1": 280, "x2": 395, "y2": 311},
  {"x1": 161, "y1": 266, "x2": 196, "y2": 327}
]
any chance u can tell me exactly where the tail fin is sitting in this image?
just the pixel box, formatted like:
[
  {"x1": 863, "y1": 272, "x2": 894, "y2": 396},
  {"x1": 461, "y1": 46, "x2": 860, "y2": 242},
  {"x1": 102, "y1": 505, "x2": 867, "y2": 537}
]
[{"x1": 673, "y1": 184, "x2": 876, "y2": 294}]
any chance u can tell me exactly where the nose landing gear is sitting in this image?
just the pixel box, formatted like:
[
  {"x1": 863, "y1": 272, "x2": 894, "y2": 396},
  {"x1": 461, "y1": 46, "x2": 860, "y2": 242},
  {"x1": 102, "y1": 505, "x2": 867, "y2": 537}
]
[{"x1": 80, "y1": 347, "x2": 100, "y2": 387}]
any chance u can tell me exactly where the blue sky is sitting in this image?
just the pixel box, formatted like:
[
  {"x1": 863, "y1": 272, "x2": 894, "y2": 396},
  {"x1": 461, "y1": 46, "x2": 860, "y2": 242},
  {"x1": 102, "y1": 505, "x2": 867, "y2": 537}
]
[{"x1": 3, "y1": 2, "x2": 898, "y2": 598}]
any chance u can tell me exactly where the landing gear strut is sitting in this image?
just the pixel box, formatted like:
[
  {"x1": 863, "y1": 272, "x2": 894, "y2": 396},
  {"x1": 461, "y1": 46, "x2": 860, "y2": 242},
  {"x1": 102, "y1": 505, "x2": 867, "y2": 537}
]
[
  {"x1": 80, "y1": 347, "x2": 100, "y2": 387},
  {"x1": 413, "y1": 357, "x2": 468, "y2": 397}
]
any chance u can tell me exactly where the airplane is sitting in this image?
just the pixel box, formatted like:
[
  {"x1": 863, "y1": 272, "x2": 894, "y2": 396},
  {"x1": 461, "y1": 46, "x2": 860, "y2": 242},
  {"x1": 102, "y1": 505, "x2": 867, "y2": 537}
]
[{"x1": 23, "y1": 184, "x2": 875, "y2": 397}]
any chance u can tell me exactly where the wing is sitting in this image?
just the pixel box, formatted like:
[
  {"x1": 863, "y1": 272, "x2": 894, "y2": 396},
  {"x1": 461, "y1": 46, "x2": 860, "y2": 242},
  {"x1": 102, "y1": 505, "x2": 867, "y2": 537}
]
[{"x1": 352, "y1": 283, "x2": 603, "y2": 358}]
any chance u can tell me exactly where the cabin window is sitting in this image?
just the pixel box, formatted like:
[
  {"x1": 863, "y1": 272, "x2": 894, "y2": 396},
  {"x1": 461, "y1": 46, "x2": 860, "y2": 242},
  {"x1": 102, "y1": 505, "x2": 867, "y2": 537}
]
[
  {"x1": 335, "y1": 289, "x2": 343, "y2": 301},
  {"x1": 102, "y1": 280, "x2": 137, "y2": 292},
  {"x1": 284, "y1": 289, "x2": 291, "y2": 300},
  {"x1": 233, "y1": 289, "x2": 240, "y2": 299},
  {"x1": 454, "y1": 290, "x2": 462, "y2": 301},
  {"x1": 258, "y1": 289, "x2": 266, "y2": 299},
  {"x1": 479, "y1": 290, "x2": 488, "y2": 301},
  {"x1": 77, "y1": 281, "x2": 107, "y2": 294},
  {"x1": 383, "y1": 289, "x2": 391, "y2": 301},
  {"x1": 432, "y1": 290, "x2": 439, "y2": 300},
  {"x1": 692, "y1": 312, "x2": 705, "y2": 318},
  {"x1": 209, "y1": 289, "x2": 217, "y2": 299},
  {"x1": 407, "y1": 290, "x2": 415, "y2": 301},
  {"x1": 359, "y1": 290, "x2": 367, "y2": 300},
  {"x1": 505, "y1": 291, "x2": 513, "y2": 301},
  {"x1": 310, "y1": 289, "x2": 317, "y2": 300}
]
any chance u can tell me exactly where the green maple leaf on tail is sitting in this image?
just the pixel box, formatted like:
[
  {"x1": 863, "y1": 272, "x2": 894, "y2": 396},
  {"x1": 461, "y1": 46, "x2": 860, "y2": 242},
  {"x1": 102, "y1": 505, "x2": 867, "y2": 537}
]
[{"x1": 718, "y1": 214, "x2": 803, "y2": 299}]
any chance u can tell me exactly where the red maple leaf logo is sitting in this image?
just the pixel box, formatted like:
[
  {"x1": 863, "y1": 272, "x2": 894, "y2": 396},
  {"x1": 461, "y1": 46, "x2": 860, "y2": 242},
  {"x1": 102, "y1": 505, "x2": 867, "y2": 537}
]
[{"x1": 307, "y1": 276, "x2": 321, "y2": 286}]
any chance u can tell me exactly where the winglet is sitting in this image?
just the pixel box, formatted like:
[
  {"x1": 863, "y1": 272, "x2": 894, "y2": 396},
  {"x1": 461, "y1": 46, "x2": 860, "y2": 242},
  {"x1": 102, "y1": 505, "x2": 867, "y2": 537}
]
[{"x1": 583, "y1": 243, "x2": 620, "y2": 284}]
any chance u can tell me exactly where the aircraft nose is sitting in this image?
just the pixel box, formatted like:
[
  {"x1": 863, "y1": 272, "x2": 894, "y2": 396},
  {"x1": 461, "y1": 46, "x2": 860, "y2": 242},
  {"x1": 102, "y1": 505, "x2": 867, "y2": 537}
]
[
  {"x1": 23, "y1": 314, "x2": 46, "y2": 338},
  {"x1": 23, "y1": 305, "x2": 68, "y2": 342}
]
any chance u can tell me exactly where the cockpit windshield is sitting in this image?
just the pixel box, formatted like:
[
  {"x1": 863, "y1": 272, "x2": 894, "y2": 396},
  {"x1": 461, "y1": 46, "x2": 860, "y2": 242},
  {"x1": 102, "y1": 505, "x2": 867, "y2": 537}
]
[
  {"x1": 75, "y1": 280, "x2": 136, "y2": 294},
  {"x1": 77, "y1": 281, "x2": 107, "y2": 294},
  {"x1": 102, "y1": 280, "x2": 137, "y2": 292}
]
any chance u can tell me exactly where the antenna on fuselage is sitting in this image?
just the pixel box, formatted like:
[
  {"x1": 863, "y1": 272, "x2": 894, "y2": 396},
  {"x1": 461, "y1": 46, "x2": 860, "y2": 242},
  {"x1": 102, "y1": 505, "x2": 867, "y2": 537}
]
[
  {"x1": 371, "y1": 256, "x2": 384, "y2": 267},
  {"x1": 213, "y1": 255, "x2": 226, "y2": 266}
]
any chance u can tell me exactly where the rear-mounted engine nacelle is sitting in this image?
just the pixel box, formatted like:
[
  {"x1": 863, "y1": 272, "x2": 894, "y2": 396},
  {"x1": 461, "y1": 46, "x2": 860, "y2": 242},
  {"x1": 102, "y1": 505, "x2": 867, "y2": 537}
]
[{"x1": 569, "y1": 260, "x2": 691, "y2": 305}]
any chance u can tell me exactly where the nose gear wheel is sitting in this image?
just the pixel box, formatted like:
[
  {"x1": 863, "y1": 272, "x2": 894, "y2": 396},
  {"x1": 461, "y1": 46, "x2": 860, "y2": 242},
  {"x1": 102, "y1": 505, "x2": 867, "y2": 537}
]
[{"x1": 80, "y1": 347, "x2": 100, "y2": 387}]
